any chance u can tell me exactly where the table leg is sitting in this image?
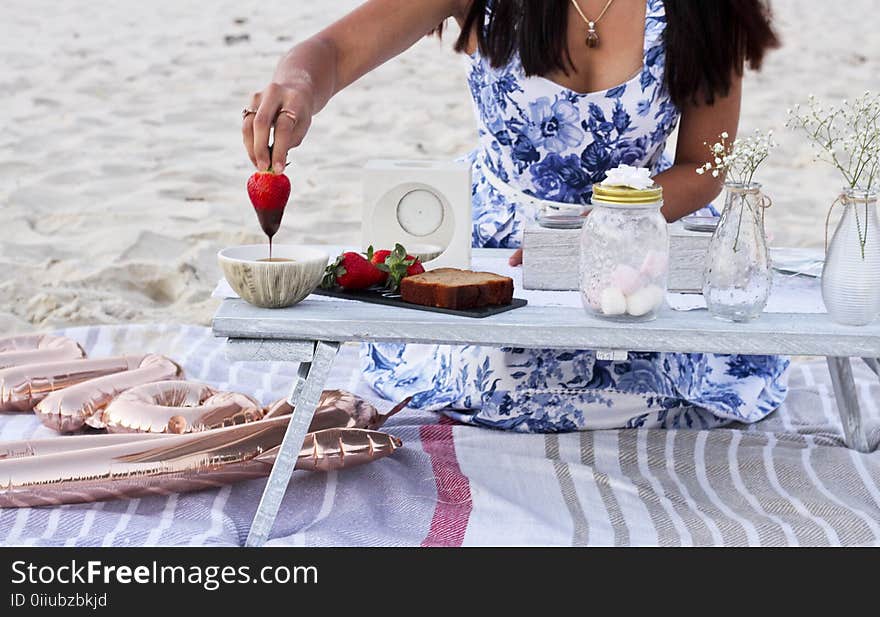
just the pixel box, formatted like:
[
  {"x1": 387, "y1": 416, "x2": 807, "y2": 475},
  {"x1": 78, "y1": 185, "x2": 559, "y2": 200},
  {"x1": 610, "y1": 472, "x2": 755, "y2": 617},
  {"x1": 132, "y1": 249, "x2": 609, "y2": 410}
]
[
  {"x1": 245, "y1": 340, "x2": 340, "y2": 547},
  {"x1": 826, "y1": 356, "x2": 871, "y2": 453},
  {"x1": 862, "y1": 357, "x2": 880, "y2": 380}
]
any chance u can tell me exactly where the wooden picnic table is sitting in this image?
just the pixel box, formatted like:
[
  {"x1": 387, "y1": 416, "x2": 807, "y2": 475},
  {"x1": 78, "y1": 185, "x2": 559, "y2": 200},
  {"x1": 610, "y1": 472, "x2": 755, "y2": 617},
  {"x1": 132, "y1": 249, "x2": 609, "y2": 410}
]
[{"x1": 212, "y1": 248, "x2": 880, "y2": 546}]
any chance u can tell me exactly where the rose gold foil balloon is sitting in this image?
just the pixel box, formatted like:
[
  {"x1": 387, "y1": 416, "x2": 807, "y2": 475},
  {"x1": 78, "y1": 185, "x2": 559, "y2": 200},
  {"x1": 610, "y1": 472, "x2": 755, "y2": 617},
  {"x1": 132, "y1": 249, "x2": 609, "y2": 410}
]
[
  {"x1": 293, "y1": 428, "x2": 404, "y2": 472},
  {"x1": 0, "y1": 417, "x2": 402, "y2": 507},
  {"x1": 0, "y1": 432, "x2": 168, "y2": 460},
  {"x1": 0, "y1": 334, "x2": 85, "y2": 369},
  {"x1": 0, "y1": 355, "x2": 145, "y2": 412},
  {"x1": 265, "y1": 389, "x2": 411, "y2": 431},
  {"x1": 101, "y1": 380, "x2": 263, "y2": 434},
  {"x1": 33, "y1": 354, "x2": 183, "y2": 433}
]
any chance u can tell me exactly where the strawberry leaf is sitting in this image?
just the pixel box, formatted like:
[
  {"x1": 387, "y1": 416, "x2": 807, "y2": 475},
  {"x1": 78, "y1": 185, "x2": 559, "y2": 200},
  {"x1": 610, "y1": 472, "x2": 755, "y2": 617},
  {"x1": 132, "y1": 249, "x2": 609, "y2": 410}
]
[
  {"x1": 320, "y1": 254, "x2": 346, "y2": 289},
  {"x1": 382, "y1": 244, "x2": 419, "y2": 291}
]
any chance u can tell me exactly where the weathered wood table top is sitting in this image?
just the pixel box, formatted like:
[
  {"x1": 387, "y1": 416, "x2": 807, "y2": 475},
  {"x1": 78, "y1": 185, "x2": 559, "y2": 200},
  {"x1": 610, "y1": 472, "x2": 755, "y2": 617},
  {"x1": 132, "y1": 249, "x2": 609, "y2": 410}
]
[{"x1": 214, "y1": 290, "x2": 880, "y2": 358}]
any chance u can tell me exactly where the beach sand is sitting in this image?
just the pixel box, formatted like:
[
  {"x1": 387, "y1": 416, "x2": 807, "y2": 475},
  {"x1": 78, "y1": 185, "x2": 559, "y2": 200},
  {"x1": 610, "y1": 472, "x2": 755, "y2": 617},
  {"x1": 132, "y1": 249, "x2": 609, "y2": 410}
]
[{"x1": 1, "y1": 0, "x2": 878, "y2": 332}]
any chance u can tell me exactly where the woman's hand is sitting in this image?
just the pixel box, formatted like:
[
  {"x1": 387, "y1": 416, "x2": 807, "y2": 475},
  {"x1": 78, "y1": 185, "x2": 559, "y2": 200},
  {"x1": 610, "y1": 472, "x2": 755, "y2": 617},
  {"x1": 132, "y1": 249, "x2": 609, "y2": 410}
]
[
  {"x1": 240, "y1": 0, "x2": 463, "y2": 174},
  {"x1": 509, "y1": 248, "x2": 523, "y2": 267},
  {"x1": 243, "y1": 82, "x2": 314, "y2": 173}
]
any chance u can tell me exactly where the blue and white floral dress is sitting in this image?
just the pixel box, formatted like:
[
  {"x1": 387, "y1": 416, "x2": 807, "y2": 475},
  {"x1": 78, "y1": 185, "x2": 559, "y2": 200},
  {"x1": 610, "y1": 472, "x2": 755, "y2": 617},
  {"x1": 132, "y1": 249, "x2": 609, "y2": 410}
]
[{"x1": 361, "y1": 0, "x2": 790, "y2": 432}]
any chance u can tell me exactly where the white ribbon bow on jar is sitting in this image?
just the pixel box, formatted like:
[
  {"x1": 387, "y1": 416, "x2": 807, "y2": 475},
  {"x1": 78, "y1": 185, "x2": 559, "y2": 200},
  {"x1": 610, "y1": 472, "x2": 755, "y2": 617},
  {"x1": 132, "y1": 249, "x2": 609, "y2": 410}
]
[{"x1": 601, "y1": 165, "x2": 654, "y2": 190}]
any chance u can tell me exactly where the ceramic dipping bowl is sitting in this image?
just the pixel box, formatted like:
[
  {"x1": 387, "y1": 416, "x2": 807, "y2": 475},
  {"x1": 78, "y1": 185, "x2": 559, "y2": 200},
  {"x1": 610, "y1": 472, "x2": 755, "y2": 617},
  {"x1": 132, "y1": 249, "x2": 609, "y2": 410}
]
[{"x1": 218, "y1": 245, "x2": 329, "y2": 308}]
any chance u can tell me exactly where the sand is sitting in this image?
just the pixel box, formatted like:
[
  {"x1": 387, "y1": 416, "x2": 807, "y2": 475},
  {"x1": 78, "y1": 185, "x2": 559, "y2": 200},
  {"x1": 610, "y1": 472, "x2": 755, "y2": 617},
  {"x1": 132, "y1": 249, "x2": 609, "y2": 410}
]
[{"x1": 1, "y1": 0, "x2": 878, "y2": 333}]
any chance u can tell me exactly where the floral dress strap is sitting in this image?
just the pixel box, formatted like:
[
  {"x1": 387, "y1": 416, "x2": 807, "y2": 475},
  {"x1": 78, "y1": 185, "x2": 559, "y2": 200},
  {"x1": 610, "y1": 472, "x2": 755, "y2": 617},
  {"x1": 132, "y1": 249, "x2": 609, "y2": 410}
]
[
  {"x1": 644, "y1": 0, "x2": 667, "y2": 56},
  {"x1": 639, "y1": 0, "x2": 670, "y2": 103}
]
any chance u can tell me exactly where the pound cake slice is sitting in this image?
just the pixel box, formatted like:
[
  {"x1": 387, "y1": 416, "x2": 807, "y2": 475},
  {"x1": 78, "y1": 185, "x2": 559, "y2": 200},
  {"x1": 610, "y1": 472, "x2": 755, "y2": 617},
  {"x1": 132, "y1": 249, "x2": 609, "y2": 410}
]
[{"x1": 400, "y1": 268, "x2": 514, "y2": 310}]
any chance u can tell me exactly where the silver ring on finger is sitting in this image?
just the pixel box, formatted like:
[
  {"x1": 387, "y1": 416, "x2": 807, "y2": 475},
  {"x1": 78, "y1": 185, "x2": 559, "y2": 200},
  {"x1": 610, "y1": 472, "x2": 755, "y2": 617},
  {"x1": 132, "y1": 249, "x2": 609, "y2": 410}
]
[{"x1": 242, "y1": 107, "x2": 257, "y2": 119}]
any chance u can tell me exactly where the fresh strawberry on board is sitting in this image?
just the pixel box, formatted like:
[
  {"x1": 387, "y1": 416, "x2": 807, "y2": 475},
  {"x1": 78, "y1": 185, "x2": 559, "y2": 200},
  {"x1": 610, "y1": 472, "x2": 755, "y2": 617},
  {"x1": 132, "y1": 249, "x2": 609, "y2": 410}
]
[
  {"x1": 321, "y1": 251, "x2": 385, "y2": 290},
  {"x1": 247, "y1": 170, "x2": 291, "y2": 239},
  {"x1": 370, "y1": 243, "x2": 424, "y2": 291},
  {"x1": 365, "y1": 247, "x2": 393, "y2": 284}
]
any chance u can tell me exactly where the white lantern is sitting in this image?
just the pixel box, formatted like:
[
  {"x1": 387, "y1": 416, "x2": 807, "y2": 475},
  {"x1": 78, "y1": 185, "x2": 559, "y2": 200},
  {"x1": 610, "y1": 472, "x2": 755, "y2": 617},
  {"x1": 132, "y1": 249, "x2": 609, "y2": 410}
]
[{"x1": 361, "y1": 160, "x2": 472, "y2": 269}]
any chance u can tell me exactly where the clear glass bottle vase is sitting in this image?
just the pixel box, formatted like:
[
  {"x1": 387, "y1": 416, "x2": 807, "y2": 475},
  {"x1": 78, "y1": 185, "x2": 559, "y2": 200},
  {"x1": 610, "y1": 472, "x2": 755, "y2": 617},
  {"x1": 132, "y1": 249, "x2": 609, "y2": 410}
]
[
  {"x1": 821, "y1": 187, "x2": 880, "y2": 326},
  {"x1": 701, "y1": 182, "x2": 772, "y2": 322}
]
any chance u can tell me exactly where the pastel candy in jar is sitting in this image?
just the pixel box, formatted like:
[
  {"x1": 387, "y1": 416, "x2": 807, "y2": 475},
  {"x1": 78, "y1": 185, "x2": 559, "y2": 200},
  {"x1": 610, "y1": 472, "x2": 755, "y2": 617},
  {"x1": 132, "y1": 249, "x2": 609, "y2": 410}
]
[
  {"x1": 610, "y1": 264, "x2": 644, "y2": 295},
  {"x1": 600, "y1": 287, "x2": 628, "y2": 316},
  {"x1": 625, "y1": 284, "x2": 665, "y2": 317},
  {"x1": 640, "y1": 250, "x2": 669, "y2": 280},
  {"x1": 579, "y1": 170, "x2": 669, "y2": 320}
]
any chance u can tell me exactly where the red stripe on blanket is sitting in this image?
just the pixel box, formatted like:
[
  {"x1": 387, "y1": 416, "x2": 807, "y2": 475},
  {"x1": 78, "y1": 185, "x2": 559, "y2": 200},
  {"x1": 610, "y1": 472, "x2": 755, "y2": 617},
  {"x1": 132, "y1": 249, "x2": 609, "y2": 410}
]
[{"x1": 420, "y1": 416, "x2": 472, "y2": 547}]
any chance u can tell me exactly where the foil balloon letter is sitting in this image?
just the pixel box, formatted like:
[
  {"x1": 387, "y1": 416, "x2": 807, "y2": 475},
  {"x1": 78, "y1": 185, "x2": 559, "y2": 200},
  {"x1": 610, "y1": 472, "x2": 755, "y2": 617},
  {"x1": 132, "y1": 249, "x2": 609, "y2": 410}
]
[
  {"x1": 34, "y1": 354, "x2": 183, "y2": 433},
  {"x1": 0, "y1": 355, "x2": 145, "y2": 412},
  {"x1": 265, "y1": 389, "x2": 410, "y2": 431},
  {"x1": 101, "y1": 380, "x2": 264, "y2": 434},
  {"x1": 0, "y1": 418, "x2": 403, "y2": 508},
  {"x1": 0, "y1": 334, "x2": 86, "y2": 369}
]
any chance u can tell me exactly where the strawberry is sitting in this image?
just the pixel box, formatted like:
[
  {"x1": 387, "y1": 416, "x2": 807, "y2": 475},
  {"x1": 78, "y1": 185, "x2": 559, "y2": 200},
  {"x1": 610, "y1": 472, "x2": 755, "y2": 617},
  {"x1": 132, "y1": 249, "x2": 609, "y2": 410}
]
[
  {"x1": 369, "y1": 243, "x2": 424, "y2": 291},
  {"x1": 247, "y1": 170, "x2": 291, "y2": 239},
  {"x1": 366, "y1": 247, "x2": 393, "y2": 284},
  {"x1": 321, "y1": 251, "x2": 385, "y2": 290}
]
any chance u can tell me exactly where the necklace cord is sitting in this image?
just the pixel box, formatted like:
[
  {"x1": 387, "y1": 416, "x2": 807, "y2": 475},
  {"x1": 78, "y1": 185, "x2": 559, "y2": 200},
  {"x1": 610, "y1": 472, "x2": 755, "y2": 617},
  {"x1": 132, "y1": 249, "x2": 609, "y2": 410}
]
[{"x1": 570, "y1": 0, "x2": 617, "y2": 26}]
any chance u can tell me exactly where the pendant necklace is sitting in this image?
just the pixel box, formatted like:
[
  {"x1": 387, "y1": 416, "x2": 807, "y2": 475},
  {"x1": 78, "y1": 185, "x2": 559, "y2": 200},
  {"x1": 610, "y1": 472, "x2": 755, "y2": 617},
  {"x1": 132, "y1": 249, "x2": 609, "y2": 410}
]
[{"x1": 570, "y1": 0, "x2": 617, "y2": 48}]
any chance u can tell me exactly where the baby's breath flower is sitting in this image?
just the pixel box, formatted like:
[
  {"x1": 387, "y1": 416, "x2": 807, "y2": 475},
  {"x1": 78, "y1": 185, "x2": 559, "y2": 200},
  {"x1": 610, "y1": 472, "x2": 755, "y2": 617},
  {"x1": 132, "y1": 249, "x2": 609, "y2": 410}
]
[
  {"x1": 695, "y1": 129, "x2": 775, "y2": 185},
  {"x1": 787, "y1": 92, "x2": 880, "y2": 190}
]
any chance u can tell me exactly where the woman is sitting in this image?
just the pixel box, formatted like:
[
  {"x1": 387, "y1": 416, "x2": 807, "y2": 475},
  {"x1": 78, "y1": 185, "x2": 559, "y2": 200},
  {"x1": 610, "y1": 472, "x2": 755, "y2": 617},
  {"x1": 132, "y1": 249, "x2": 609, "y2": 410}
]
[{"x1": 244, "y1": 0, "x2": 788, "y2": 432}]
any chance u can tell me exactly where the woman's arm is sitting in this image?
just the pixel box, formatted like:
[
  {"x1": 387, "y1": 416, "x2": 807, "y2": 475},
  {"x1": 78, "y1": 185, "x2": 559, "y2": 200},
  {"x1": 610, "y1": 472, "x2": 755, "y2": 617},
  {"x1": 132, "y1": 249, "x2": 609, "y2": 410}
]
[
  {"x1": 244, "y1": 0, "x2": 466, "y2": 172},
  {"x1": 654, "y1": 74, "x2": 743, "y2": 222}
]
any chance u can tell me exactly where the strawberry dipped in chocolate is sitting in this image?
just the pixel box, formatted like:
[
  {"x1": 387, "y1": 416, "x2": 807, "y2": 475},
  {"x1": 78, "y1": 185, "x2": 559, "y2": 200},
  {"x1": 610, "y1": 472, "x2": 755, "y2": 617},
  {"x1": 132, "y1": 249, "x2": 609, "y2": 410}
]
[{"x1": 247, "y1": 166, "x2": 291, "y2": 259}]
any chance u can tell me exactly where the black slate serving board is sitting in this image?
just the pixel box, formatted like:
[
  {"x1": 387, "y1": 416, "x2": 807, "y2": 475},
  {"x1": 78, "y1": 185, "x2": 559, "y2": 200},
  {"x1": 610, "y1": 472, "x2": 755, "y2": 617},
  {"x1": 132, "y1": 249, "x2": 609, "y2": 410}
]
[{"x1": 313, "y1": 287, "x2": 527, "y2": 319}]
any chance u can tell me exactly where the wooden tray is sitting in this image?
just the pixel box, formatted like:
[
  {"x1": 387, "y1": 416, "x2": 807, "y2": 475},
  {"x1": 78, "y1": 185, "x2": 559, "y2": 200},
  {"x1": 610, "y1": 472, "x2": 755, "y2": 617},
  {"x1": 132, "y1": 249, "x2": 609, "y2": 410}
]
[{"x1": 313, "y1": 287, "x2": 527, "y2": 319}]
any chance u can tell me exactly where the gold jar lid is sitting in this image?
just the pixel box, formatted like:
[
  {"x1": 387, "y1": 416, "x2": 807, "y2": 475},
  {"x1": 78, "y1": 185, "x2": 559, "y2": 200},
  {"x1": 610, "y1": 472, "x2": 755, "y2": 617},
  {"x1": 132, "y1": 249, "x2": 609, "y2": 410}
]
[{"x1": 592, "y1": 183, "x2": 663, "y2": 205}]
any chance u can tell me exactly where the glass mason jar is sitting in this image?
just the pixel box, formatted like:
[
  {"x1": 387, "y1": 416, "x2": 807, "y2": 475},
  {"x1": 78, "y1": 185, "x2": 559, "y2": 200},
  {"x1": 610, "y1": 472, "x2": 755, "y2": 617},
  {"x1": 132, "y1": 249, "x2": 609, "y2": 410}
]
[
  {"x1": 822, "y1": 187, "x2": 880, "y2": 326},
  {"x1": 702, "y1": 182, "x2": 772, "y2": 322},
  {"x1": 579, "y1": 184, "x2": 668, "y2": 321}
]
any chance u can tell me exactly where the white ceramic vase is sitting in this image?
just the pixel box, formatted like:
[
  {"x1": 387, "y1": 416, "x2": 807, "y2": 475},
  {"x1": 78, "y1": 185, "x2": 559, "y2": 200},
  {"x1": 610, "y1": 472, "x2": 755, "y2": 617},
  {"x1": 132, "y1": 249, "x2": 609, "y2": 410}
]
[{"x1": 822, "y1": 187, "x2": 880, "y2": 326}]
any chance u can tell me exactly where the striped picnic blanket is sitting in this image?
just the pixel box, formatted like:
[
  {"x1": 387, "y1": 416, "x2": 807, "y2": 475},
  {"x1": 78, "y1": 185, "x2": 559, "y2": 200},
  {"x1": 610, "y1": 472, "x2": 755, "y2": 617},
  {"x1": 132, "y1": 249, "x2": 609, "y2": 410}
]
[{"x1": 1, "y1": 324, "x2": 878, "y2": 547}]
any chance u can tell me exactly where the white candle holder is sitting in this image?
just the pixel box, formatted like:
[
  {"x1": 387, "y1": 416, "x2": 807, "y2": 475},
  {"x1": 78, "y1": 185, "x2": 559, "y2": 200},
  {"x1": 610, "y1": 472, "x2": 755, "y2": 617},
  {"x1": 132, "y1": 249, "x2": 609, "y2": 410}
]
[{"x1": 362, "y1": 160, "x2": 472, "y2": 269}]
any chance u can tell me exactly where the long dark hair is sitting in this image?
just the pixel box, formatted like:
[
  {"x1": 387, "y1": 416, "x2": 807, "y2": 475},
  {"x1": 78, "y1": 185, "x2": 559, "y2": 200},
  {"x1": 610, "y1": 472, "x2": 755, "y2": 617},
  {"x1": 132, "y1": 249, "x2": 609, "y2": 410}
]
[{"x1": 445, "y1": 0, "x2": 779, "y2": 107}]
